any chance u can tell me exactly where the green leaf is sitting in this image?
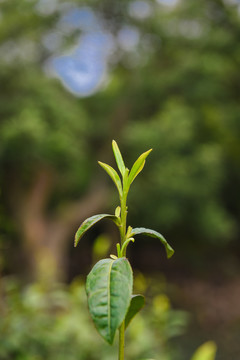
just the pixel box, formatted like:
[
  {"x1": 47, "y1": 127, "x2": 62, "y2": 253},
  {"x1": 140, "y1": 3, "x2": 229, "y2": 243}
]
[
  {"x1": 128, "y1": 149, "x2": 152, "y2": 186},
  {"x1": 191, "y1": 341, "x2": 217, "y2": 360},
  {"x1": 74, "y1": 214, "x2": 119, "y2": 247},
  {"x1": 86, "y1": 258, "x2": 133, "y2": 344},
  {"x1": 131, "y1": 227, "x2": 174, "y2": 258},
  {"x1": 123, "y1": 167, "x2": 130, "y2": 192},
  {"x1": 125, "y1": 295, "x2": 145, "y2": 329},
  {"x1": 112, "y1": 140, "x2": 125, "y2": 177},
  {"x1": 98, "y1": 161, "x2": 123, "y2": 197}
]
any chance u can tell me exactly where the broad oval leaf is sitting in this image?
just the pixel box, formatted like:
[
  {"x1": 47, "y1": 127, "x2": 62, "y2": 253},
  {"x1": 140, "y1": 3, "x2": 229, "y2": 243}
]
[
  {"x1": 86, "y1": 258, "x2": 133, "y2": 344},
  {"x1": 112, "y1": 140, "x2": 125, "y2": 177},
  {"x1": 98, "y1": 161, "x2": 123, "y2": 197},
  {"x1": 131, "y1": 227, "x2": 174, "y2": 258},
  {"x1": 125, "y1": 294, "x2": 145, "y2": 329},
  {"x1": 74, "y1": 214, "x2": 119, "y2": 247},
  {"x1": 128, "y1": 149, "x2": 152, "y2": 186}
]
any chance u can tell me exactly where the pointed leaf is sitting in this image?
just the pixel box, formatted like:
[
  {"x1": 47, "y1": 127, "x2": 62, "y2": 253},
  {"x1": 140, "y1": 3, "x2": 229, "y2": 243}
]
[
  {"x1": 74, "y1": 214, "x2": 119, "y2": 247},
  {"x1": 131, "y1": 227, "x2": 174, "y2": 258},
  {"x1": 125, "y1": 294, "x2": 145, "y2": 329},
  {"x1": 128, "y1": 149, "x2": 152, "y2": 185},
  {"x1": 112, "y1": 140, "x2": 125, "y2": 177},
  {"x1": 98, "y1": 161, "x2": 122, "y2": 197},
  {"x1": 86, "y1": 258, "x2": 133, "y2": 344}
]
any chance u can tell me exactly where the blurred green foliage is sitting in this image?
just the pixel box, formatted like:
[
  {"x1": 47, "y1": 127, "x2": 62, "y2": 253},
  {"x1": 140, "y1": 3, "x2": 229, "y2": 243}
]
[
  {"x1": 191, "y1": 341, "x2": 217, "y2": 360},
  {"x1": 92, "y1": 234, "x2": 112, "y2": 263},
  {"x1": 0, "y1": 277, "x2": 188, "y2": 360},
  {"x1": 0, "y1": 0, "x2": 239, "y2": 273}
]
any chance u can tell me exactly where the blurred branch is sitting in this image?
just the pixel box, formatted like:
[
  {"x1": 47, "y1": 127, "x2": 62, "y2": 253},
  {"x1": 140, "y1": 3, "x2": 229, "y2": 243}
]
[{"x1": 12, "y1": 167, "x2": 109, "y2": 282}]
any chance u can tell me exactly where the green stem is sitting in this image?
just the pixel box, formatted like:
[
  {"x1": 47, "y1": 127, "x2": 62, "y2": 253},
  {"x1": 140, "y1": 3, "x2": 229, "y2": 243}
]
[
  {"x1": 119, "y1": 321, "x2": 125, "y2": 360},
  {"x1": 120, "y1": 238, "x2": 134, "y2": 258},
  {"x1": 118, "y1": 189, "x2": 128, "y2": 360},
  {"x1": 120, "y1": 192, "x2": 128, "y2": 247}
]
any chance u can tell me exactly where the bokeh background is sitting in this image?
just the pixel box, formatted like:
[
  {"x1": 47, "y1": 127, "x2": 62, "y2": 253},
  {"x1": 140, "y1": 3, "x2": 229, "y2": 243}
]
[{"x1": 0, "y1": 0, "x2": 240, "y2": 359}]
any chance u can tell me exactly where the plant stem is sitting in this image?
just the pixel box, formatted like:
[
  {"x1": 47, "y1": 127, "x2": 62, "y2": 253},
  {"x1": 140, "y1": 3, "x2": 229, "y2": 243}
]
[
  {"x1": 118, "y1": 189, "x2": 128, "y2": 360},
  {"x1": 120, "y1": 193, "x2": 127, "y2": 248},
  {"x1": 119, "y1": 321, "x2": 125, "y2": 360}
]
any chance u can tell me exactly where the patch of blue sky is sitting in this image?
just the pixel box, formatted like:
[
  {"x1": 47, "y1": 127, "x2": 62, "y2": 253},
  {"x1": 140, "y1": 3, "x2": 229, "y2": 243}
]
[
  {"x1": 47, "y1": 5, "x2": 142, "y2": 97},
  {"x1": 50, "y1": 31, "x2": 113, "y2": 97}
]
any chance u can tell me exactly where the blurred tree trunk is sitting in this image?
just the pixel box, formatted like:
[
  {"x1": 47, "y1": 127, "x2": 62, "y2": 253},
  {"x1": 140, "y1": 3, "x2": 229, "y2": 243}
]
[{"x1": 13, "y1": 168, "x2": 107, "y2": 284}]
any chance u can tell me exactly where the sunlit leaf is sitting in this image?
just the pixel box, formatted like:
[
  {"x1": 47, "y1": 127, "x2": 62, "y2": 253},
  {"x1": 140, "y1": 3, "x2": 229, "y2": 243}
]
[
  {"x1": 112, "y1": 140, "x2": 125, "y2": 177},
  {"x1": 125, "y1": 294, "x2": 145, "y2": 329},
  {"x1": 74, "y1": 214, "x2": 119, "y2": 247},
  {"x1": 98, "y1": 161, "x2": 123, "y2": 197},
  {"x1": 128, "y1": 149, "x2": 152, "y2": 186},
  {"x1": 131, "y1": 227, "x2": 174, "y2": 258},
  {"x1": 86, "y1": 258, "x2": 133, "y2": 344}
]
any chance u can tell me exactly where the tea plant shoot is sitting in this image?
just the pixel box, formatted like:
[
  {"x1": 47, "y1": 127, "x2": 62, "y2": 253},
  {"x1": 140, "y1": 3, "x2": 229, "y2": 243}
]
[{"x1": 74, "y1": 140, "x2": 174, "y2": 360}]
